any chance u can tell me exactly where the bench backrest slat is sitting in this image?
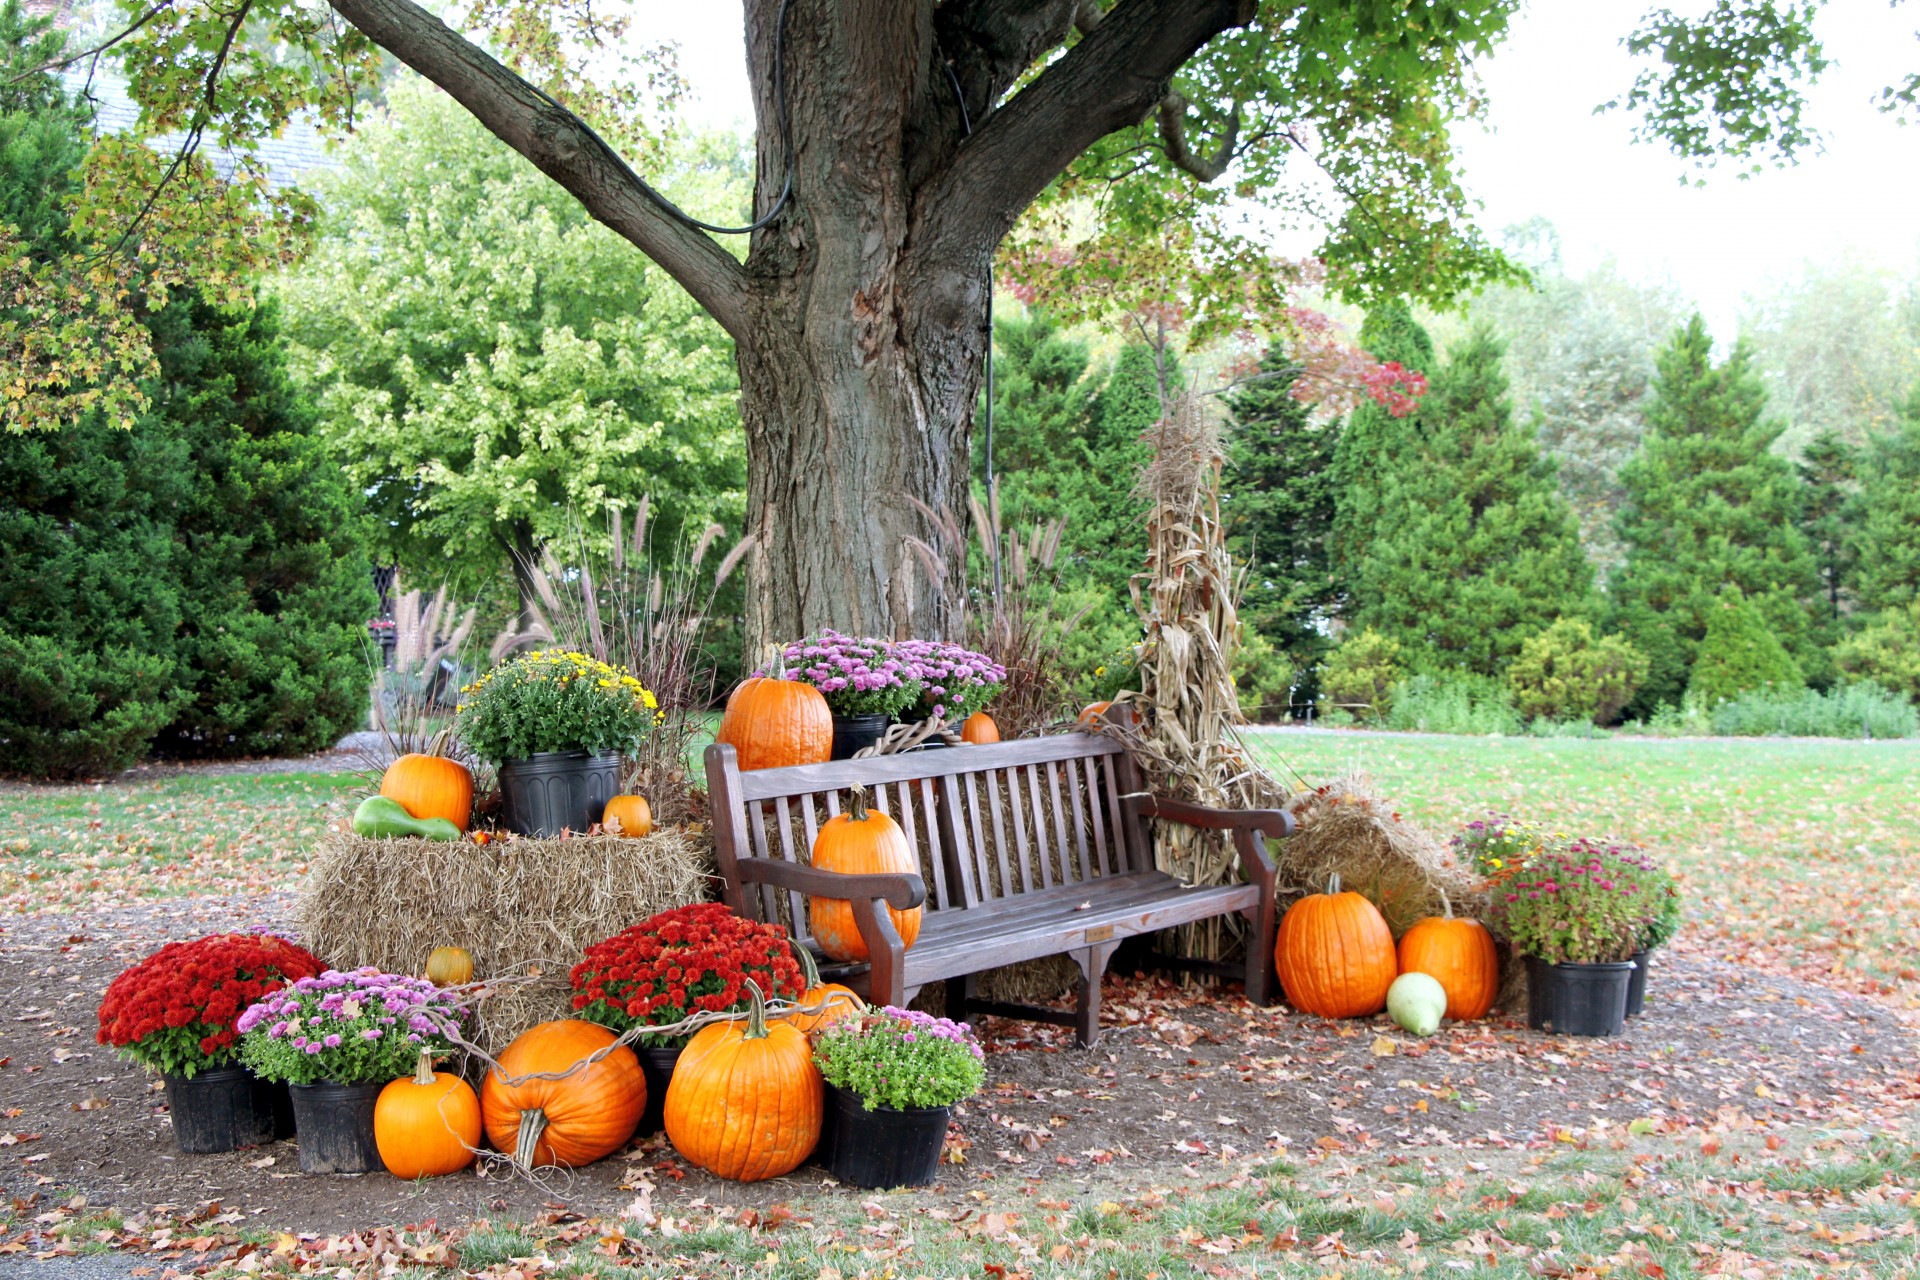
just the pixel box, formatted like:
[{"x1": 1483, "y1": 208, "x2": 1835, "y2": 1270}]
[{"x1": 705, "y1": 734, "x2": 1148, "y2": 939}]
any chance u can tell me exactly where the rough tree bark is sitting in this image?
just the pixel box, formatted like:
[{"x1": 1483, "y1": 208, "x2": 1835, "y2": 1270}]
[{"x1": 324, "y1": 0, "x2": 1256, "y2": 655}]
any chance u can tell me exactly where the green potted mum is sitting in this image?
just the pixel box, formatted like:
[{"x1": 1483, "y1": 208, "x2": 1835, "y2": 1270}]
[
  {"x1": 812, "y1": 1007, "x2": 985, "y2": 1188},
  {"x1": 457, "y1": 649, "x2": 661, "y2": 836},
  {"x1": 1497, "y1": 838, "x2": 1650, "y2": 1037},
  {"x1": 1622, "y1": 852, "x2": 1681, "y2": 1017}
]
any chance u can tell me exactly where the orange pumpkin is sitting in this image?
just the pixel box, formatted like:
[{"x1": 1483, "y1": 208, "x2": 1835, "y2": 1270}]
[
  {"x1": 603, "y1": 794, "x2": 653, "y2": 837},
  {"x1": 1275, "y1": 874, "x2": 1397, "y2": 1018},
  {"x1": 777, "y1": 944, "x2": 864, "y2": 1034},
  {"x1": 807, "y1": 787, "x2": 922, "y2": 962},
  {"x1": 375, "y1": 1051, "x2": 482, "y2": 1179},
  {"x1": 1076, "y1": 701, "x2": 1112, "y2": 726},
  {"x1": 664, "y1": 980, "x2": 821, "y2": 1182},
  {"x1": 379, "y1": 734, "x2": 474, "y2": 832},
  {"x1": 480, "y1": 1020, "x2": 645, "y2": 1170},
  {"x1": 1396, "y1": 905, "x2": 1498, "y2": 1022},
  {"x1": 717, "y1": 677, "x2": 833, "y2": 771},
  {"x1": 960, "y1": 712, "x2": 1001, "y2": 744}
]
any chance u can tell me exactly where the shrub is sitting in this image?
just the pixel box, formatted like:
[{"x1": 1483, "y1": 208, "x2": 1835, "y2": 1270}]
[
  {"x1": 1707, "y1": 683, "x2": 1918, "y2": 739},
  {"x1": 1318, "y1": 629, "x2": 1403, "y2": 721},
  {"x1": 1834, "y1": 601, "x2": 1920, "y2": 702},
  {"x1": 1233, "y1": 628, "x2": 1295, "y2": 722},
  {"x1": 1506, "y1": 618, "x2": 1649, "y2": 725},
  {"x1": 1384, "y1": 672, "x2": 1522, "y2": 736},
  {"x1": 1686, "y1": 586, "x2": 1803, "y2": 705}
]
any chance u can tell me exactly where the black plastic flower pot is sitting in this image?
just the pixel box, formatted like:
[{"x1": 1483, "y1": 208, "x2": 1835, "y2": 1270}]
[
  {"x1": 830, "y1": 714, "x2": 892, "y2": 760},
  {"x1": 163, "y1": 1065, "x2": 289, "y2": 1154},
  {"x1": 287, "y1": 1081, "x2": 384, "y2": 1174},
  {"x1": 822, "y1": 1084, "x2": 950, "y2": 1189},
  {"x1": 636, "y1": 1045, "x2": 683, "y2": 1136},
  {"x1": 1625, "y1": 949, "x2": 1653, "y2": 1017},
  {"x1": 497, "y1": 750, "x2": 621, "y2": 837},
  {"x1": 1525, "y1": 955, "x2": 1634, "y2": 1038}
]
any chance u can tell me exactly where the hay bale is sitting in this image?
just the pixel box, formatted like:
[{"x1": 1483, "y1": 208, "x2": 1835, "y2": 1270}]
[
  {"x1": 294, "y1": 829, "x2": 713, "y2": 1052},
  {"x1": 1281, "y1": 773, "x2": 1481, "y2": 937}
]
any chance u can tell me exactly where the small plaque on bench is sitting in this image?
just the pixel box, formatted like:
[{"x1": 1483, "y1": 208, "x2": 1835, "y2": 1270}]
[{"x1": 1084, "y1": 924, "x2": 1115, "y2": 943}]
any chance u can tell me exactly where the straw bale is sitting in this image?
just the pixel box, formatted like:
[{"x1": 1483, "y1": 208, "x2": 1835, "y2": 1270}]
[
  {"x1": 294, "y1": 828, "x2": 713, "y2": 1052},
  {"x1": 1280, "y1": 772, "x2": 1482, "y2": 936}
]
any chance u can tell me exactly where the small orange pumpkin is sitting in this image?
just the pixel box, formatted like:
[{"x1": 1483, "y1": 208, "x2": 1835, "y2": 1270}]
[
  {"x1": 379, "y1": 730, "x2": 474, "y2": 831},
  {"x1": 375, "y1": 1051, "x2": 482, "y2": 1179},
  {"x1": 480, "y1": 1020, "x2": 645, "y2": 1170},
  {"x1": 603, "y1": 794, "x2": 653, "y2": 837},
  {"x1": 1076, "y1": 701, "x2": 1112, "y2": 726},
  {"x1": 424, "y1": 945, "x2": 474, "y2": 987},
  {"x1": 664, "y1": 980, "x2": 822, "y2": 1182},
  {"x1": 717, "y1": 677, "x2": 833, "y2": 771},
  {"x1": 807, "y1": 787, "x2": 922, "y2": 962},
  {"x1": 1275, "y1": 874, "x2": 1397, "y2": 1018},
  {"x1": 960, "y1": 712, "x2": 1001, "y2": 744},
  {"x1": 1396, "y1": 899, "x2": 1498, "y2": 1021},
  {"x1": 777, "y1": 944, "x2": 864, "y2": 1034}
]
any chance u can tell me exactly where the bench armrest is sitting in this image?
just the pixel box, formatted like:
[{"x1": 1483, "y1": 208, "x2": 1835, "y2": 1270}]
[
  {"x1": 733, "y1": 856, "x2": 927, "y2": 911},
  {"x1": 1137, "y1": 795, "x2": 1295, "y2": 840}
]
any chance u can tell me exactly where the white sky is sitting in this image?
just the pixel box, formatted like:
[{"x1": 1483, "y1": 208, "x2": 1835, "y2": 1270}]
[{"x1": 635, "y1": 0, "x2": 1920, "y2": 338}]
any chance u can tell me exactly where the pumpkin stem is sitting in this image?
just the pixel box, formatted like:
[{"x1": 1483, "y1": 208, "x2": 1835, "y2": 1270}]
[
  {"x1": 512, "y1": 1108, "x2": 549, "y2": 1171},
  {"x1": 412, "y1": 1051, "x2": 436, "y2": 1087},
  {"x1": 742, "y1": 978, "x2": 770, "y2": 1041},
  {"x1": 1327, "y1": 872, "x2": 1342, "y2": 895},
  {"x1": 790, "y1": 939, "x2": 822, "y2": 989},
  {"x1": 847, "y1": 785, "x2": 870, "y2": 823},
  {"x1": 1439, "y1": 888, "x2": 1453, "y2": 920},
  {"x1": 426, "y1": 726, "x2": 458, "y2": 759}
]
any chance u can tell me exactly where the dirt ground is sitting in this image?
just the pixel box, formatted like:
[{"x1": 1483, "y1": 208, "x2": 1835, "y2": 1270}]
[{"x1": 4, "y1": 894, "x2": 1916, "y2": 1237}]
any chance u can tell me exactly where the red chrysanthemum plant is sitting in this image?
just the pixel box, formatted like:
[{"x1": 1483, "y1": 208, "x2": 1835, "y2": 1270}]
[
  {"x1": 569, "y1": 902, "x2": 806, "y2": 1047},
  {"x1": 97, "y1": 933, "x2": 325, "y2": 1079}
]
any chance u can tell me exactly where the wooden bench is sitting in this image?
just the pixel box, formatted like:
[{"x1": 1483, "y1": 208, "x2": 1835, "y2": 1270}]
[{"x1": 703, "y1": 731, "x2": 1294, "y2": 1046}]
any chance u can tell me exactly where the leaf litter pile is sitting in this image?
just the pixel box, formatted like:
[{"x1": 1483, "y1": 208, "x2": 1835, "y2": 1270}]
[{"x1": 3, "y1": 737, "x2": 1920, "y2": 1277}]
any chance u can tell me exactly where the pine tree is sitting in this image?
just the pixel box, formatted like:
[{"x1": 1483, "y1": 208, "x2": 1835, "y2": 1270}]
[
  {"x1": 1797, "y1": 428, "x2": 1858, "y2": 625},
  {"x1": 1223, "y1": 350, "x2": 1340, "y2": 670},
  {"x1": 1850, "y1": 389, "x2": 1920, "y2": 616},
  {"x1": 1328, "y1": 300, "x2": 1436, "y2": 590},
  {"x1": 148, "y1": 295, "x2": 378, "y2": 758},
  {"x1": 1347, "y1": 328, "x2": 1594, "y2": 675},
  {"x1": 1607, "y1": 317, "x2": 1820, "y2": 713},
  {"x1": 1687, "y1": 586, "x2": 1803, "y2": 704}
]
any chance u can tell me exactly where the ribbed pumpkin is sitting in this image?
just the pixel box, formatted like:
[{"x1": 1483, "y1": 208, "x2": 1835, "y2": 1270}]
[
  {"x1": 664, "y1": 980, "x2": 821, "y2": 1182},
  {"x1": 717, "y1": 677, "x2": 833, "y2": 771},
  {"x1": 807, "y1": 787, "x2": 922, "y2": 962},
  {"x1": 1275, "y1": 874, "x2": 1397, "y2": 1018},
  {"x1": 1396, "y1": 902, "x2": 1499, "y2": 1021},
  {"x1": 602, "y1": 794, "x2": 653, "y2": 837},
  {"x1": 424, "y1": 945, "x2": 474, "y2": 988},
  {"x1": 778, "y1": 944, "x2": 864, "y2": 1034},
  {"x1": 959, "y1": 712, "x2": 1000, "y2": 744},
  {"x1": 480, "y1": 1020, "x2": 645, "y2": 1170},
  {"x1": 375, "y1": 1051, "x2": 482, "y2": 1179},
  {"x1": 379, "y1": 731, "x2": 474, "y2": 832}
]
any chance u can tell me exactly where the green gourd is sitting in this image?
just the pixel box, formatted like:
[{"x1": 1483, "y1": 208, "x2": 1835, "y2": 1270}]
[
  {"x1": 1386, "y1": 972, "x2": 1448, "y2": 1037},
  {"x1": 352, "y1": 795, "x2": 463, "y2": 841}
]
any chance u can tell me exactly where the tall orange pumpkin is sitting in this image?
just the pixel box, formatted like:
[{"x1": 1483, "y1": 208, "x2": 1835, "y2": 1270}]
[
  {"x1": 960, "y1": 712, "x2": 1001, "y2": 744},
  {"x1": 664, "y1": 981, "x2": 822, "y2": 1182},
  {"x1": 379, "y1": 732, "x2": 474, "y2": 832},
  {"x1": 776, "y1": 944, "x2": 864, "y2": 1034},
  {"x1": 375, "y1": 1051, "x2": 482, "y2": 1179},
  {"x1": 480, "y1": 1020, "x2": 645, "y2": 1170},
  {"x1": 1275, "y1": 874, "x2": 1397, "y2": 1018},
  {"x1": 717, "y1": 677, "x2": 833, "y2": 771},
  {"x1": 807, "y1": 788, "x2": 922, "y2": 962},
  {"x1": 1396, "y1": 905, "x2": 1499, "y2": 1021}
]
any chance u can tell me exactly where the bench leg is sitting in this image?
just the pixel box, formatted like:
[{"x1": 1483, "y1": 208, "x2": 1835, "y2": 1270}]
[
  {"x1": 1071, "y1": 943, "x2": 1119, "y2": 1048},
  {"x1": 1242, "y1": 900, "x2": 1279, "y2": 1007},
  {"x1": 946, "y1": 973, "x2": 979, "y2": 1027}
]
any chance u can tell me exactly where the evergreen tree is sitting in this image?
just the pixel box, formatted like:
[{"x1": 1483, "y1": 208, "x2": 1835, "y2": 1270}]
[
  {"x1": 1687, "y1": 586, "x2": 1804, "y2": 704},
  {"x1": 1607, "y1": 317, "x2": 1820, "y2": 713},
  {"x1": 1347, "y1": 328, "x2": 1594, "y2": 675},
  {"x1": 1797, "y1": 428, "x2": 1858, "y2": 625},
  {"x1": 1850, "y1": 390, "x2": 1920, "y2": 616},
  {"x1": 1223, "y1": 351, "x2": 1339, "y2": 670},
  {"x1": 148, "y1": 296, "x2": 378, "y2": 758},
  {"x1": 1328, "y1": 300, "x2": 1436, "y2": 592}
]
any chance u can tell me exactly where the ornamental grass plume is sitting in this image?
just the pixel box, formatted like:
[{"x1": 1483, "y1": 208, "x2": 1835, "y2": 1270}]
[
  {"x1": 236, "y1": 969, "x2": 469, "y2": 1085},
  {"x1": 97, "y1": 934, "x2": 324, "y2": 1079},
  {"x1": 570, "y1": 903, "x2": 806, "y2": 1047},
  {"x1": 812, "y1": 1007, "x2": 986, "y2": 1112}
]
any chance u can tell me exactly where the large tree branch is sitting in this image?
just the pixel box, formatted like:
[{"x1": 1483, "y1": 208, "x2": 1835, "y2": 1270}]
[
  {"x1": 912, "y1": 0, "x2": 1255, "y2": 263},
  {"x1": 326, "y1": 0, "x2": 750, "y2": 340},
  {"x1": 1157, "y1": 92, "x2": 1240, "y2": 181}
]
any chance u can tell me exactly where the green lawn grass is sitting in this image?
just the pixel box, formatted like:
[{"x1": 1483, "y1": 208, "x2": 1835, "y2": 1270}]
[{"x1": 1244, "y1": 730, "x2": 1920, "y2": 1002}]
